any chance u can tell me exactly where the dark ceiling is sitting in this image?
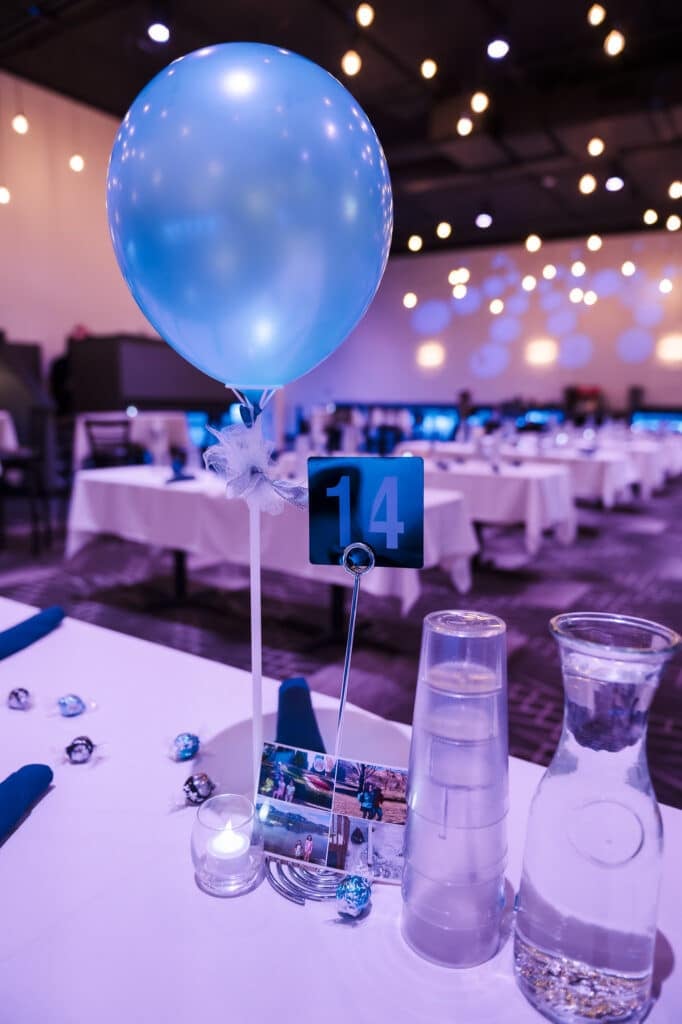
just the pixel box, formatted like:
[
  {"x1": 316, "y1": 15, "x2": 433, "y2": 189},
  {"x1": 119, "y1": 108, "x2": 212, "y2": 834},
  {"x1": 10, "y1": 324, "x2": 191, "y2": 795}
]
[{"x1": 2, "y1": 0, "x2": 682, "y2": 252}]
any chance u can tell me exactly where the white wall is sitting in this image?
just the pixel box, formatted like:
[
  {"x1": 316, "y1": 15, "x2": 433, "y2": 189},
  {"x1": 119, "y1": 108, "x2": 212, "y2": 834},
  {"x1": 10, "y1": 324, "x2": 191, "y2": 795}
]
[
  {"x1": 0, "y1": 70, "x2": 680, "y2": 415},
  {"x1": 286, "y1": 230, "x2": 682, "y2": 417},
  {"x1": 0, "y1": 71, "x2": 151, "y2": 367}
]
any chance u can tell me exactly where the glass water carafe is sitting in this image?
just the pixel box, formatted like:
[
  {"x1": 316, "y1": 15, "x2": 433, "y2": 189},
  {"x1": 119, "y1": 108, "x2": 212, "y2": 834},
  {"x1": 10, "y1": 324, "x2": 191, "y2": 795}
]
[{"x1": 514, "y1": 612, "x2": 681, "y2": 1023}]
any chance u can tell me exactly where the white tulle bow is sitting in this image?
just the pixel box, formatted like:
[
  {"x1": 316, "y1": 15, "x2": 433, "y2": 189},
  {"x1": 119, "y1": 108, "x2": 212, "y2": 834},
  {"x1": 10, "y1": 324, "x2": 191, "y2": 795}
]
[{"x1": 203, "y1": 422, "x2": 308, "y2": 515}]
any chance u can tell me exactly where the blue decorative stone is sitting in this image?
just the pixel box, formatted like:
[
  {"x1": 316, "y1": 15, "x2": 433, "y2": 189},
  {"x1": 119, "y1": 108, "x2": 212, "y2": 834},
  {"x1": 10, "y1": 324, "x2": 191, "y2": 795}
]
[
  {"x1": 8, "y1": 687, "x2": 32, "y2": 710},
  {"x1": 66, "y1": 736, "x2": 95, "y2": 764},
  {"x1": 173, "y1": 732, "x2": 200, "y2": 762},
  {"x1": 336, "y1": 875, "x2": 372, "y2": 918},
  {"x1": 58, "y1": 694, "x2": 87, "y2": 717}
]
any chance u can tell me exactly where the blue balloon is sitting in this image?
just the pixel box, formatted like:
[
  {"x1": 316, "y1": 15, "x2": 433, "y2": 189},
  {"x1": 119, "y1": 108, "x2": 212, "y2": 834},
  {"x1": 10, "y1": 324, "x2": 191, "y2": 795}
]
[{"x1": 107, "y1": 43, "x2": 393, "y2": 392}]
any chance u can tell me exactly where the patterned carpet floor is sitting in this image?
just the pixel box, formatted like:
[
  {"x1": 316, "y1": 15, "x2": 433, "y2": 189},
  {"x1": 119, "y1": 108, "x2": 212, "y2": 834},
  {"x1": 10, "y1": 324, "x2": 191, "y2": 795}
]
[{"x1": 2, "y1": 479, "x2": 682, "y2": 807}]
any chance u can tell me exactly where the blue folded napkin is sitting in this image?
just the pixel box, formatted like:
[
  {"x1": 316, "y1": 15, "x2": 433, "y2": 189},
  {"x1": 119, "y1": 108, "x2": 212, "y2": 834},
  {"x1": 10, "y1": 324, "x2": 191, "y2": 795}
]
[
  {"x1": 0, "y1": 606, "x2": 64, "y2": 661},
  {"x1": 276, "y1": 677, "x2": 326, "y2": 753},
  {"x1": 0, "y1": 764, "x2": 53, "y2": 844},
  {"x1": 165, "y1": 472, "x2": 196, "y2": 484}
]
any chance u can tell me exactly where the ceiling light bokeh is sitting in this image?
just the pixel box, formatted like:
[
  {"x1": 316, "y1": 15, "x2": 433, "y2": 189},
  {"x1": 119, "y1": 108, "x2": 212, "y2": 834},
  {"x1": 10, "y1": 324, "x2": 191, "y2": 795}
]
[
  {"x1": 470, "y1": 91, "x2": 489, "y2": 113},
  {"x1": 604, "y1": 29, "x2": 625, "y2": 56},
  {"x1": 489, "y1": 298, "x2": 504, "y2": 315},
  {"x1": 657, "y1": 334, "x2": 682, "y2": 364},
  {"x1": 587, "y1": 137, "x2": 605, "y2": 157},
  {"x1": 69, "y1": 153, "x2": 85, "y2": 173},
  {"x1": 403, "y1": 291, "x2": 418, "y2": 308},
  {"x1": 355, "y1": 3, "x2": 374, "y2": 28},
  {"x1": 407, "y1": 234, "x2": 423, "y2": 252},
  {"x1": 421, "y1": 59, "x2": 438, "y2": 79},
  {"x1": 487, "y1": 39, "x2": 510, "y2": 60},
  {"x1": 436, "y1": 221, "x2": 452, "y2": 239},
  {"x1": 666, "y1": 214, "x2": 681, "y2": 232},
  {"x1": 587, "y1": 4, "x2": 606, "y2": 27},
  {"x1": 521, "y1": 274, "x2": 537, "y2": 291},
  {"x1": 526, "y1": 338, "x2": 558, "y2": 366},
  {"x1": 587, "y1": 234, "x2": 602, "y2": 251},
  {"x1": 0, "y1": 186, "x2": 10, "y2": 205},
  {"x1": 147, "y1": 21, "x2": 170, "y2": 43},
  {"x1": 416, "y1": 340, "x2": 445, "y2": 369},
  {"x1": 11, "y1": 114, "x2": 29, "y2": 135},
  {"x1": 475, "y1": 212, "x2": 492, "y2": 229},
  {"x1": 643, "y1": 209, "x2": 658, "y2": 225},
  {"x1": 605, "y1": 175, "x2": 624, "y2": 192},
  {"x1": 542, "y1": 264, "x2": 557, "y2": 280},
  {"x1": 571, "y1": 260, "x2": 586, "y2": 277},
  {"x1": 525, "y1": 233, "x2": 542, "y2": 253},
  {"x1": 456, "y1": 116, "x2": 474, "y2": 137},
  {"x1": 579, "y1": 173, "x2": 597, "y2": 194},
  {"x1": 341, "y1": 50, "x2": 362, "y2": 75},
  {"x1": 621, "y1": 260, "x2": 636, "y2": 276}
]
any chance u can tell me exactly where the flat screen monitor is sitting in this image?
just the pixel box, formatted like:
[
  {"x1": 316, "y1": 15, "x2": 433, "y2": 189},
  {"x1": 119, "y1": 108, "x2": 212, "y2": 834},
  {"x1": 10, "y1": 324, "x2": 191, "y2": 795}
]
[
  {"x1": 413, "y1": 407, "x2": 459, "y2": 441},
  {"x1": 630, "y1": 409, "x2": 682, "y2": 434},
  {"x1": 517, "y1": 407, "x2": 565, "y2": 428}
]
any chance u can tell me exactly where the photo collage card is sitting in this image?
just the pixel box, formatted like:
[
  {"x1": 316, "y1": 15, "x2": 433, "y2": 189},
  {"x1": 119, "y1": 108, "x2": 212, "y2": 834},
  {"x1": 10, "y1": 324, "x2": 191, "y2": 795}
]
[{"x1": 256, "y1": 742, "x2": 409, "y2": 883}]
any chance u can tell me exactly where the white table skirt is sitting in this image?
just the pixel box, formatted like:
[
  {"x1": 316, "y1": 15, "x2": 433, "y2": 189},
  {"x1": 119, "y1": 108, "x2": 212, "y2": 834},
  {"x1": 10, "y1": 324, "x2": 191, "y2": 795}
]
[
  {"x1": 0, "y1": 409, "x2": 19, "y2": 451},
  {"x1": 0, "y1": 598, "x2": 680, "y2": 1024},
  {"x1": 66, "y1": 467, "x2": 479, "y2": 612},
  {"x1": 424, "y1": 459, "x2": 576, "y2": 555},
  {"x1": 72, "y1": 410, "x2": 194, "y2": 469}
]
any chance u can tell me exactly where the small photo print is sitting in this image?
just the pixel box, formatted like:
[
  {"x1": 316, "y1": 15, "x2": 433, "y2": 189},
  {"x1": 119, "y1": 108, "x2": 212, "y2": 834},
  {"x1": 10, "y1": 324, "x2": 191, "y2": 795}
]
[
  {"x1": 326, "y1": 814, "x2": 371, "y2": 874},
  {"x1": 370, "y1": 822, "x2": 404, "y2": 882},
  {"x1": 257, "y1": 798, "x2": 331, "y2": 866},
  {"x1": 333, "y1": 760, "x2": 408, "y2": 826},
  {"x1": 258, "y1": 743, "x2": 336, "y2": 811}
]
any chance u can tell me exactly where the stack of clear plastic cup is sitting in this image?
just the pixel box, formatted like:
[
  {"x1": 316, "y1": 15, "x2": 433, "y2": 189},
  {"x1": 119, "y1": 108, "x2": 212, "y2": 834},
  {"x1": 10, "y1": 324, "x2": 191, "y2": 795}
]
[{"x1": 401, "y1": 610, "x2": 509, "y2": 967}]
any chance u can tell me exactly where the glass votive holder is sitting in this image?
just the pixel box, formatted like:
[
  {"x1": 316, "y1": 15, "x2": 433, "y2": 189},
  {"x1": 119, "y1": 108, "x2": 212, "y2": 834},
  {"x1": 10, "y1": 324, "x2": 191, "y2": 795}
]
[{"x1": 191, "y1": 793, "x2": 264, "y2": 897}]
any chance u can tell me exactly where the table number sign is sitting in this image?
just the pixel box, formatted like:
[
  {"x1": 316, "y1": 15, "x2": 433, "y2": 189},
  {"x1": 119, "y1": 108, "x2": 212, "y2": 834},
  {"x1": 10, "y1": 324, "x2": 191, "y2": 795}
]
[{"x1": 308, "y1": 456, "x2": 424, "y2": 568}]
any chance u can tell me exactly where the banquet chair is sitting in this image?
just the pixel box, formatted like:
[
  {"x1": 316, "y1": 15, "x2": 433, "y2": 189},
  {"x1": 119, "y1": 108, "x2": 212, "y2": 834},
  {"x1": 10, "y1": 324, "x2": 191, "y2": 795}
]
[
  {"x1": 0, "y1": 407, "x2": 54, "y2": 555},
  {"x1": 83, "y1": 419, "x2": 145, "y2": 468}
]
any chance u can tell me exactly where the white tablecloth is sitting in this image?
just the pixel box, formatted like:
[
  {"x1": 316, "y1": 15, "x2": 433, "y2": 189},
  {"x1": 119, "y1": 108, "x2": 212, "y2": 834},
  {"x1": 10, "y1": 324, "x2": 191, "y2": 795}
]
[
  {"x1": 598, "y1": 439, "x2": 667, "y2": 500},
  {"x1": 72, "y1": 410, "x2": 194, "y2": 469},
  {"x1": 408, "y1": 441, "x2": 638, "y2": 509},
  {"x1": 424, "y1": 459, "x2": 576, "y2": 555},
  {"x1": 0, "y1": 409, "x2": 19, "y2": 451},
  {"x1": 0, "y1": 598, "x2": 680, "y2": 1024},
  {"x1": 66, "y1": 466, "x2": 479, "y2": 612}
]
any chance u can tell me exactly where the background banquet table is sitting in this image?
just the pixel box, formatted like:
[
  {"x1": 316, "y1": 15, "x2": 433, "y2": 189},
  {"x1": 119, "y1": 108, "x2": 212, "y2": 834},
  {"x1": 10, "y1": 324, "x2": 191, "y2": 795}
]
[
  {"x1": 0, "y1": 598, "x2": 679, "y2": 1024},
  {"x1": 0, "y1": 409, "x2": 19, "y2": 452},
  {"x1": 66, "y1": 466, "x2": 479, "y2": 611},
  {"x1": 424, "y1": 459, "x2": 576, "y2": 555},
  {"x1": 72, "y1": 410, "x2": 194, "y2": 469}
]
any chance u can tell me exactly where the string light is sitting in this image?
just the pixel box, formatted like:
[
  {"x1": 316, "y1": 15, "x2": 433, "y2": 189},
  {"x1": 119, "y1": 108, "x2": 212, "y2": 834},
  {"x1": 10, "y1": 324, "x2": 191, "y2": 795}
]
[
  {"x1": 669, "y1": 181, "x2": 682, "y2": 200},
  {"x1": 584, "y1": 290, "x2": 598, "y2": 305},
  {"x1": 489, "y1": 299, "x2": 504, "y2": 315},
  {"x1": 407, "y1": 234, "x2": 423, "y2": 252},
  {"x1": 487, "y1": 39, "x2": 509, "y2": 60},
  {"x1": 569, "y1": 287, "x2": 584, "y2": 303},
  {"x1": 604, "y1": 29, "x2": 625, "y2": 56},
  {"x1": 341, "y1": 50, "x2": 362, "y2": 76},
  {"x1": 11, "y1": 113, "x2": 29, "y2": 135},
  {"x1": 436, "y1": 221, "x2": 452, "y2": 239},
  {"x1": 587, "y1": 234, "x2": 602, "y2": 251},
  {"x1": 69, "y1": 154, "x2": 85, "y2": 173},
  {"x1": 571, "y1": 260, "x2": 586, "y2": 277},
  {"x1": 621, "y1": 260, "x2": 636, "y2": 277},
  {"x1": 587, "y1": 137, "x2": 605, "y2": 157},
  {"x1": 656, "y1": 334, "x2": 682, "y2": 364},
  {"x1": 456, "y1": 116, "x2": 473, "y2": 136},
  {"x1": 588, "y1": 4, "x2": 607, "y2": 26},
  {"x1": 403, "y1": 292, "x2": 418, "y2": 308},
  {"x1": 525, "y1": 233, "x2": 542, "y2": 253},
  {"x1": 521, "y1": 274, "x2": 537, "y2": 292},
  {"x1": 659, "y1": 278, "x2": 673, "y2": 294},
  {"x1": 421, "y1": 59, "x2": 438, "y2": 79},
  {"x1": 0, "y1": 186, "x2": 10, "y2": 205},
  {"x1": 666, "y1": 214, "x2": 681, "y2": 232},
  {"x1": 475, "y1": 212, "x2": 492, "y2": 229},
  {"x1": 470, "y1": 91, "x2": 489, "y2": 113},
  {"x1": 355, "y1": 3, "x2": 374, "y2": 27},
  {"x1": 579, "y1": 173, "x2": 597, "y2": 194},
  {"x1": 605, "y1": 175, "x2": 624, "y2": 192},
  {"x1": 643, "y1": 209, "x2": 658, "y2": 225},
  {"x1": 452, "y1": 284, "x2": 468, "y2": 299},
  {"x1": 542, "y1": 264, "x2": 557, "y2": 280}
]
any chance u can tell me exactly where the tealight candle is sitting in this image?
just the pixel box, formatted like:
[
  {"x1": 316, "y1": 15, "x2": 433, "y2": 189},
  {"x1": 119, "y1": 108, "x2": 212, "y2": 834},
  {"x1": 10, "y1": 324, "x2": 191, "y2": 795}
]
[{"x1": 191, "y1": 793, "x2": 264, "y2": 897}]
